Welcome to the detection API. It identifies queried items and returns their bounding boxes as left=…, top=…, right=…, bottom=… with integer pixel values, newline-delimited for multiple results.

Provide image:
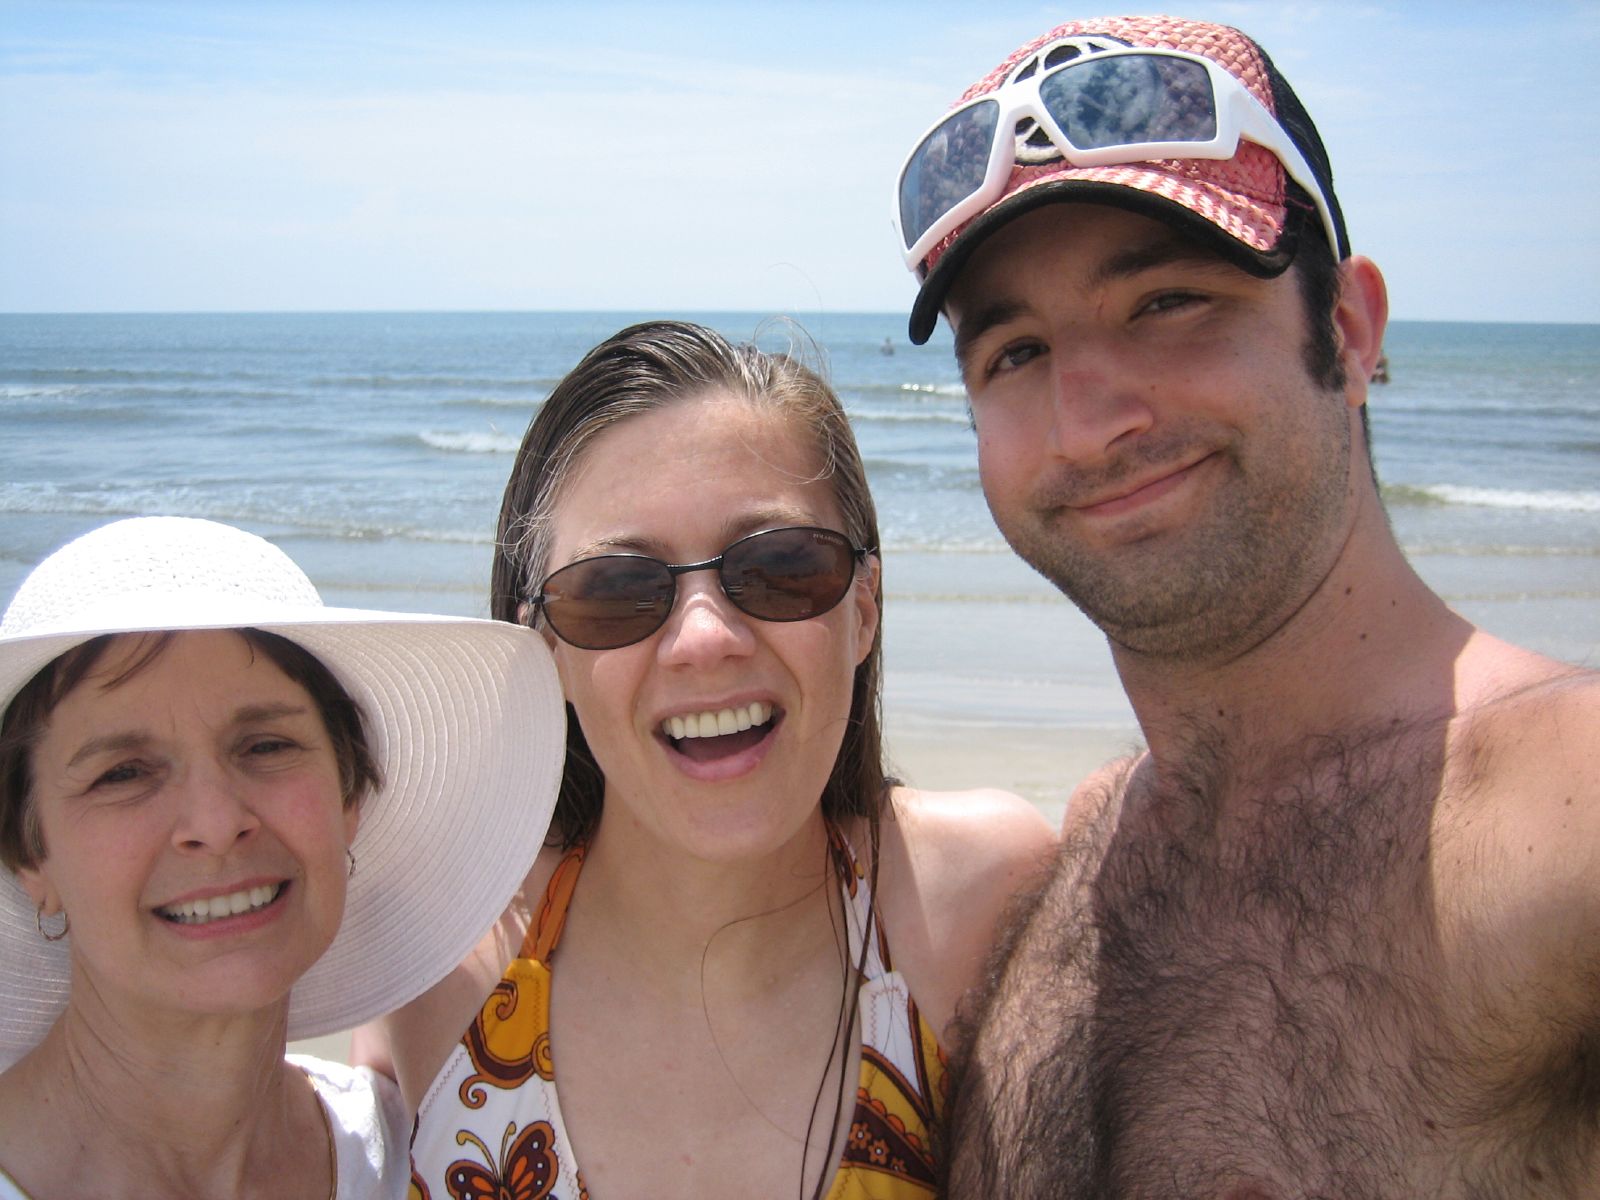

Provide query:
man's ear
left=1334, top=255, right=1390, bottom=409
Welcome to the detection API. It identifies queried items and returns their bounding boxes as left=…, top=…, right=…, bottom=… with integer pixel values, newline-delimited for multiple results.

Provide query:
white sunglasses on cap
left=894, top=38, right=1343, bottom=275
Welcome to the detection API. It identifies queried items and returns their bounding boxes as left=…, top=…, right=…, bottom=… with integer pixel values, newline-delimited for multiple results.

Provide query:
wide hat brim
left=0, top=585, right=563, bottom=1067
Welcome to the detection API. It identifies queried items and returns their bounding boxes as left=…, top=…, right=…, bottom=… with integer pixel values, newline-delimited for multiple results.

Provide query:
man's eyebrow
left=951, top=233, right=1234, bottom=373
left=1089, top=235, right=1235, bottom=289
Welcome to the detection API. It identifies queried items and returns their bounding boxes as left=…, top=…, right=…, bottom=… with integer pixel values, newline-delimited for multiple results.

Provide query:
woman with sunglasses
left=361, top=321, right=1054, bottom=1199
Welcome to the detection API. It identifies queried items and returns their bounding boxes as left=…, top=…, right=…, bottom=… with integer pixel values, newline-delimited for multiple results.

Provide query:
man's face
left=946, top=203, right=1358, bottom=663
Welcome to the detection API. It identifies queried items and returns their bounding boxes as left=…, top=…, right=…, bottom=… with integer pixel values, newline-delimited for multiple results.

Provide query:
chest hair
left=945, top=725, right=1600, bottom=1199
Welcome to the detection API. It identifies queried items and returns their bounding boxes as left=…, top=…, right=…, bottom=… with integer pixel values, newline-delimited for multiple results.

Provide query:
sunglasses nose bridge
left=655, top=558, right=761, bottom=661
left=661, top=554, right=747, bottom=619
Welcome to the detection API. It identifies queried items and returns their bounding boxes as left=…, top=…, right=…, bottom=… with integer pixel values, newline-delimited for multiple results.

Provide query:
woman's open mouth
left=660, top=700, right=776, bottom=763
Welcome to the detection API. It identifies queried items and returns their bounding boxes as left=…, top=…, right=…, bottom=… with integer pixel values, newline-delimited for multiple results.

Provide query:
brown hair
left=1288, top=211, right=1382, bottom=480
left=492, top=319, right=889, bottom=849
left=0, top=629, right=380, bottom=871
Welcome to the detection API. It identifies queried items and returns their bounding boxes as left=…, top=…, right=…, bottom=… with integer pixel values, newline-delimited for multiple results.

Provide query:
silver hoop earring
left=36, top=904, right=69, bottom=942
left=346, top=848, right=357, bottom=878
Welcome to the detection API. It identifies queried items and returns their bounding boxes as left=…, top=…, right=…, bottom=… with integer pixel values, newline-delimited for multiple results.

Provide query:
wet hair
left=0, top=628, right=380, bottom=871
left=493, top=319, right=889, bottom=850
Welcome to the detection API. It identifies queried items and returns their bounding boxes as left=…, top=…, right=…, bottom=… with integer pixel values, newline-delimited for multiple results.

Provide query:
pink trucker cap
left=904, top=15, right=1350, bottom=344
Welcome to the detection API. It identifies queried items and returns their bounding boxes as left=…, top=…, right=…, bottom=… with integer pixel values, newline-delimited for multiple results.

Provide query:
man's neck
left=1113, top=520, right=1472, bottom=763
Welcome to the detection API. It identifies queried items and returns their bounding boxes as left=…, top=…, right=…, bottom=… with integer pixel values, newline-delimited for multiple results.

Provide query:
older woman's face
left=541, top=390, right=879, bottom=862
left=18, top=630, right=357, bottom=1024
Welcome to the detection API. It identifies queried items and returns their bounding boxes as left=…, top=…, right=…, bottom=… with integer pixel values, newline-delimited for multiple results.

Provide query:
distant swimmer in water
left=1372, top=350, right=1390, bottom=383
left=880, top=336, right=895, bottom=355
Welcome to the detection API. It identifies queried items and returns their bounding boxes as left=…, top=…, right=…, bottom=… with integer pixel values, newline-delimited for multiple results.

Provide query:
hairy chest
left=955, top=763, right=1600, bottom=1198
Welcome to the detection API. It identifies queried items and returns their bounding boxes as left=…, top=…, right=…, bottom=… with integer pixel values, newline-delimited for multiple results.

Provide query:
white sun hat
left=0, top=516, right=564, bottom=1068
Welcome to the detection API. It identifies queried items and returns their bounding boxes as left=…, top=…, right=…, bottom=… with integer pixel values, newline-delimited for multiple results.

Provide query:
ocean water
left=3, top=312, right=1597, bottom=683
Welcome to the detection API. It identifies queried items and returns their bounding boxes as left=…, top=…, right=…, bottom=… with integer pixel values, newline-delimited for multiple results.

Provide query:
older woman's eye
left=92, top=761, right=147, bottom=788
left=244, top=737, right=298, bottom=757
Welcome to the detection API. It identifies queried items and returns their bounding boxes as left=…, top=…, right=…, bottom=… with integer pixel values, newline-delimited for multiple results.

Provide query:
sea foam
left=1417, top=484, right=1600, bottom=513
left=418, top=430, right=522, bottom=454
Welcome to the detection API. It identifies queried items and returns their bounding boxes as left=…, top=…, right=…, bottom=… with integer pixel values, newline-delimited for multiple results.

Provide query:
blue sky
left=2, top=1, right=1596, bottom=322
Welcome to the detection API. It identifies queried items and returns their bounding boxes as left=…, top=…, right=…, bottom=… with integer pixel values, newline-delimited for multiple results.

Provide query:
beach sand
left=879, top=550, right=1143, bottom=821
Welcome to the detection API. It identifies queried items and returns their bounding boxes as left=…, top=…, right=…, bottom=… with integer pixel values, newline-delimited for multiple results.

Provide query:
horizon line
left=2, top=309, right=1596, bottom=328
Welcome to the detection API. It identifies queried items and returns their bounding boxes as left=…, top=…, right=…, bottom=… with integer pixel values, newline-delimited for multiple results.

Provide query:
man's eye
left=993, top=341, right=1045, bottom=374
left=245, top=737, right=296, bottom=757
left=1140, top=290, right=1203, bottom=316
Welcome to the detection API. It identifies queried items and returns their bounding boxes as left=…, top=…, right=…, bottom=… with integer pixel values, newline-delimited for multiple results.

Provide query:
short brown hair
left=0, top=629, right=380, bottom=871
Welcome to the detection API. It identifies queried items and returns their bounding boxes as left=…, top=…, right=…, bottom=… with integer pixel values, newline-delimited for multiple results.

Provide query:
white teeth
left=159, top=883, right=281, bottom=926
left=662, top=701, right=773, bottom=741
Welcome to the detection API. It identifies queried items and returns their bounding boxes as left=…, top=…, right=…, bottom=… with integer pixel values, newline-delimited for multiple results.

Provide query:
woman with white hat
left=0, top=516, right=564, bottom=1199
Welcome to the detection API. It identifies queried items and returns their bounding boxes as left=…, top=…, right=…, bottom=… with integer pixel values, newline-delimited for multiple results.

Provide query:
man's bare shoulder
left=1453, top=653, right=1599, bottom=824
left=1061, top=750, right=1146, bottom=841
left=1442, top=654, right=1600, bottom=1023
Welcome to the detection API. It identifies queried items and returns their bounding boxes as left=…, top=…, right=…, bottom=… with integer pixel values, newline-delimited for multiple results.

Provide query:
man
left=892, top=15, right=1600, bottom=1196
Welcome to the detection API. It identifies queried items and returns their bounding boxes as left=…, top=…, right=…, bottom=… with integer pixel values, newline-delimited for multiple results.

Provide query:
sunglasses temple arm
left=1226, top=88, right=1342, bottom=258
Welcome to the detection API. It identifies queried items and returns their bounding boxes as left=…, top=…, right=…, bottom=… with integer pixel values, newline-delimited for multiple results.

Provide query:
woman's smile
left=153, top=878, right=291, bottom=934
left=659, top=701, right=782, bottom=777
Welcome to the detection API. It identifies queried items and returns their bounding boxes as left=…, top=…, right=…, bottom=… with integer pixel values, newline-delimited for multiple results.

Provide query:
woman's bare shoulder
left=887, top=784, right=1055, bottom=873
left=352, top=841, right=569, bottom=1113
left=871, top=787, right=1056, bottom=1039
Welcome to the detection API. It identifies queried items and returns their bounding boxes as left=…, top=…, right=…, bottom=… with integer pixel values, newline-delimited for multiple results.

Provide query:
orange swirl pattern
left=457, top=960, right=556, bottom=1109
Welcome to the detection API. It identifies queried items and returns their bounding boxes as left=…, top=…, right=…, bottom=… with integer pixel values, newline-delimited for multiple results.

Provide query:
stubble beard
left=997, top=397, right=1353, bottom=664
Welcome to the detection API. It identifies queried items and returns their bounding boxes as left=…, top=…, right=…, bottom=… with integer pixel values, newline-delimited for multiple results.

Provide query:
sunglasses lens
left=899, top=99, right=1001, bottom=251
left=721, top=528, right=856, bottom=622
left=539, top=555, right=675, bottom=650
left=1039, top=54, right=1216, bottom=150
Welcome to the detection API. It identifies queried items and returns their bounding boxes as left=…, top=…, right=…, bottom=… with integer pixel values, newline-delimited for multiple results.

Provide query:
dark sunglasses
left=529, top=525, right=874, bottom=651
